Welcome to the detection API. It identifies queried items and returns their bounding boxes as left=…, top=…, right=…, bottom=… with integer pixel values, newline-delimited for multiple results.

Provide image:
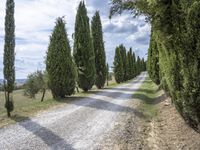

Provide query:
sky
left=0, top=0, right=151, bottom=79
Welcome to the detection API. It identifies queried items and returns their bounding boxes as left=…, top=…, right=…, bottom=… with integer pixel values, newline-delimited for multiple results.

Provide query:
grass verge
left=133, top=77, right=163, bottom=121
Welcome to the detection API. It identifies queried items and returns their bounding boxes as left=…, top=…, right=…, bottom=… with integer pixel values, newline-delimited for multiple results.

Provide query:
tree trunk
left=7, top=109, right=11, bottom=117
left=76, top=86, right=79, bottom=93
left=4, top=89, right=7, bottom=103
left=4, top=81, right=11, bottom=117
left=41, top=89, right=46, bottom=102
left=7, top=92, right=11, bottom=117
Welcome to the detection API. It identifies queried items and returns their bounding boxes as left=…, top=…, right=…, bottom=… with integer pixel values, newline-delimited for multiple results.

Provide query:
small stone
left=164, top=103, right=170, bottom=106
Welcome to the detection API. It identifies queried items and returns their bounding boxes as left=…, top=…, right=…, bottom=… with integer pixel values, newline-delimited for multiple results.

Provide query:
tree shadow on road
left=56, top=96, right=146, bottom=119
left=84, top=90, right=133, bottom=100
left=104, top=87, right=154, bottom=94
left=11, top=115, right=74, bottom=150
left=84, top=88, right=158, bottom=101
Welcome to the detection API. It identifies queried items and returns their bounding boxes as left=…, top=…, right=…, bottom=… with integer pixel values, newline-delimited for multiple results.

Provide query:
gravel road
left=0, top=73, right=146, bottom=150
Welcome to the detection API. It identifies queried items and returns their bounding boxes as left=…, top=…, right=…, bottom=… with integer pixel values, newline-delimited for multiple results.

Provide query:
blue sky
left=0, top=0, right=150, bottom=79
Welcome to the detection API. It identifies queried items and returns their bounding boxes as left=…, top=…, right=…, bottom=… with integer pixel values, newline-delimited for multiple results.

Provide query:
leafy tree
left=40, top=71, right=48, bottom=102
left=46, top=18, right=76, bottom=98
left=113, top=47, right=124, bottom=83
left=24, top=72, right=40, bottom=99
left=91, top=11, right=107, bottom=89
left=73, top=1, right=96, bottom=92
left=24, top=71, right=48, bottom=102
left=3, top=0, right=15, bottom=117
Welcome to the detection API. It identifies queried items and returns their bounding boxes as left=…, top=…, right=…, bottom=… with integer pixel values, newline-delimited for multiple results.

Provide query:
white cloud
left=0, top=0, right=150, bottom=79
left=126, top=23, right=151, bottom=42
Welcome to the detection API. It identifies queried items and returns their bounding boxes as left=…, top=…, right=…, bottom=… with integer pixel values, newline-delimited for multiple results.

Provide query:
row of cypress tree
left=110, top=0, right=200, bottom=132
left=147, top=1, right=200, bottom=133
left=113, top=44, right=146, bottom=83
left=46, top=1, right=107, bottom=98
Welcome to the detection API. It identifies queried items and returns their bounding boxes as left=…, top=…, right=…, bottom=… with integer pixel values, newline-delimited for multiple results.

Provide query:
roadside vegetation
left=133, top=77, right=161, bottom=121
left=132, top=76, right=200, bottom=149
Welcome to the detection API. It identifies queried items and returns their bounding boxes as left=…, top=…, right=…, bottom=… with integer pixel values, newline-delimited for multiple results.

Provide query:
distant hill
left=0, top=79, right=27, bottom=86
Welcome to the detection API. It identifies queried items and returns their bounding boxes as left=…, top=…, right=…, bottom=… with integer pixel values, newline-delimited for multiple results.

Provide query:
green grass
left=0, top=90, right=60, bottom=127
left=0, top=79, right=119, bottom=128
left=133, top=77, right=163, bottom=121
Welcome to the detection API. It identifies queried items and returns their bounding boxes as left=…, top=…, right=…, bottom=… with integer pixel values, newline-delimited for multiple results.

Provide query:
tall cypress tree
left=129, top=48, right=135, bottom=79
left=119, top=44, right=127, bottom=81
left=148, top=30, right=160, bottom=85
left=132, top=51, right=136, bottom=77
left=4, top=0, right=15, bottom=117
left=91, top=11, right=106, bottom=89
left=136, top=56, right=141, bottom=75
left=126, top=51, right=131, bottom=80
left=141, top=58, right=146, bottom=71
left=46, top=18, right=76, bottom=98
left=126, top=50, right=132, bottom=80
left=106, top=63, right=109, bottom=86
left=114, top=47, right=124, bottom=83
left=73, top=1, right=96, bottom=92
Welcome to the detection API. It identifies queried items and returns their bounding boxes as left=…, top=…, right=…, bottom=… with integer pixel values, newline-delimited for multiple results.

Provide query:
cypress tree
left=119, top=44, right=127, bottom=81
left=136, top=56, right=141, bottom=75
left=129, top=49, right=135, bottom=78
left=148, top=30, right=160, bottom=85
left=182, top=1, right=200, bottom=131
left=91, top=11, right=107, bottom=89
left=3, top=0, right=15, bottom=117
left=141, top=58, right=146, bottom=71
left=106, top=63, right=109, bottom=86
left=46, top=18, right=76, bottom=98
left=73, top=1, right=96, bottom=92
left=132, top=51, right=136, bottom=77
left=126, top=51, right=131, bottom=80
left=127, top=49, right=133, bottom=80
left=113, top=47, right=124, bottom=83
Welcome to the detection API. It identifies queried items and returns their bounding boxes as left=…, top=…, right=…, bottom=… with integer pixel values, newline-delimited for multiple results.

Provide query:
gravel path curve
left=0, top=73, right=146, bottom=150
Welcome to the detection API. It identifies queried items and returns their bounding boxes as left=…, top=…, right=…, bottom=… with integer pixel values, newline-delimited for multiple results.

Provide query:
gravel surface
left=0, top=73, right=146, bottom=150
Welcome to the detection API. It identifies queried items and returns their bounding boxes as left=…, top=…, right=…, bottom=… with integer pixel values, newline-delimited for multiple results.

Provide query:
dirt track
left=0, top=73, right=146, bottom=150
